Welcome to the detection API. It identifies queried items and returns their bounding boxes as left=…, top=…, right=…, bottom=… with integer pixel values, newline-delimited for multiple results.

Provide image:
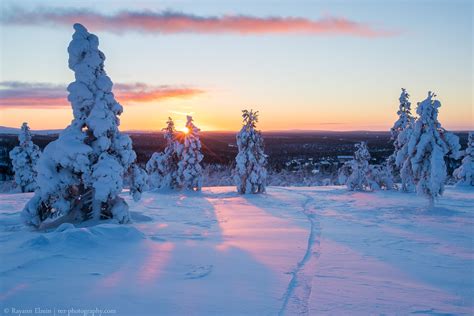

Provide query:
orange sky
left=0, top=1, right=472, bottom=132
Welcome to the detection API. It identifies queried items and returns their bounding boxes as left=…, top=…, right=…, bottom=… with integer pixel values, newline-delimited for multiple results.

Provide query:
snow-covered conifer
left=176, top=116, right=203, bottom=191
left=22, top=24, right=144, bottom=227
left=9, top=122, right=41, bottom=192
left=399, top=92, right=461, bottom=206
left=453, top=132, right=473, bottom=186
left=234, top=110, right=267, bottom=194
left=130, top=164, right=148, bottom=201
left=388, top=88, right=415, bottom=191
left=146, top=117, right=180, bottom=189
left=345, top=142, right=374, bottom=191
left=391, top=89, right=414, bottom=146
left=368, top=163, right=396, bottom=190
left=337, top=161, right=352, bottom=185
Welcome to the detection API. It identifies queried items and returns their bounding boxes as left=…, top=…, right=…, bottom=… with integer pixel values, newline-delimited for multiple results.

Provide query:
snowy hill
left=0, top=186, right=473, bottom=315
left=0, top=126, right=62, bottom=135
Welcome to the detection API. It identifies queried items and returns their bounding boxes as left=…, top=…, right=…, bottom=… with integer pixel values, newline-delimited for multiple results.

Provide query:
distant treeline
left=0, top=131, right=469, bottom=179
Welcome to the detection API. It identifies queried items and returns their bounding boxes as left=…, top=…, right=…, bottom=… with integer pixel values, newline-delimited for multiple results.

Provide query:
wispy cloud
left=0, top=81, right=204, bottom=108
left=0, top=7, right=395, bottom=37
left=114, top=83, right=204, bottom=103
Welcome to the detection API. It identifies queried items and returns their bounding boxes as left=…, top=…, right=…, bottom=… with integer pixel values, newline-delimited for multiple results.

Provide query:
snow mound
left=21, top=224, right=144, bottom=249
left=89, top=224, right=145, bottom=241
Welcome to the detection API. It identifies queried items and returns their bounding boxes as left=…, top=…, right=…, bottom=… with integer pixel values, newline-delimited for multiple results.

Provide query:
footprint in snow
left=184, top=265, right=213, bottom=279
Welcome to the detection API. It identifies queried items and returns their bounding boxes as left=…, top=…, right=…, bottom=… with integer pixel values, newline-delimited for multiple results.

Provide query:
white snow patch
left=0, top=186, right=472, bottom=314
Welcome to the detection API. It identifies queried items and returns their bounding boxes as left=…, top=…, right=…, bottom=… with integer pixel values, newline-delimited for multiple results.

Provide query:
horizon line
left=1, top=126, right=471, bottom=135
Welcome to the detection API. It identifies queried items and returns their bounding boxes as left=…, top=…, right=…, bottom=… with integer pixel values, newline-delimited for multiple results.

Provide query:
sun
left=181, top=127, right=190, bottom=134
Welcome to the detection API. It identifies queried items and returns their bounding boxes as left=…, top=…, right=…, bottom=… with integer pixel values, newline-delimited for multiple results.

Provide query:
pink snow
left=0, top=186, right=472, bottom=314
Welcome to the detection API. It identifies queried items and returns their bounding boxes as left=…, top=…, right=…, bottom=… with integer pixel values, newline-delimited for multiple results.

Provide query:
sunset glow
left=0, top=1, right=472, bottom=132
left=0, top=2, right=472, bottom=314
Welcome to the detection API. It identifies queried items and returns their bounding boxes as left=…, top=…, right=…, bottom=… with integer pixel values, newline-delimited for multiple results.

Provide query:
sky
left=0, top=0, right=472, bottom=132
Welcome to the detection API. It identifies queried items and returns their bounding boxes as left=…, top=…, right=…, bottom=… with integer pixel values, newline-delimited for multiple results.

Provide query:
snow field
left=1, top=186, right=473, bottom=315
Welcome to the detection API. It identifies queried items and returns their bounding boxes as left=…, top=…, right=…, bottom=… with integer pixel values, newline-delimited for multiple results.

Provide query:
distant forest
left=0, top=131, right=469, bottom=179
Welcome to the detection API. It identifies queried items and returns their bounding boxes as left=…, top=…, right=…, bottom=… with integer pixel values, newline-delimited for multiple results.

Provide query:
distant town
left=1, top=130, right=469, bottom=185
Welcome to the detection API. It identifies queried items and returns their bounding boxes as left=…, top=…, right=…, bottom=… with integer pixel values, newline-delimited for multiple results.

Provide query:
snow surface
left=1, top=186, right=473, bottom=315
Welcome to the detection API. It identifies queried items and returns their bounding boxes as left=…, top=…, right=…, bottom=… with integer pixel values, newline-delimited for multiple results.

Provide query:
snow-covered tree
left=9, top=122, right=41, bottom=192
left=453, top=132, right=473, bottom=186
left=343, top=142, right=378, bottom=191
left=397, top=153, right=416, bottom=193
left=339, top=145, right=394, bottom=191
left=146, top=117, right=180, bottom=189
left=22, top=23, right=145, bottom=228
left=390, top=89, right=415, bottom=146
left=398, top=92, right=460, bottom=206
left=368, top=163, right=396, bottom=190
left=176, top=116, right=203, bottom=191
left=337, top=159, right=352, bottom=185
left=387, top=88, right=415, bottom=191
left=202, top=164, right=234, bottom=187
left=129, top=164, right=148, bottom=201
left=234, top=110, right=267, bottom=194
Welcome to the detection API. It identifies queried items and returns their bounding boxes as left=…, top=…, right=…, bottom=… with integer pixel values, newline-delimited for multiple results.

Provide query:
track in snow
left=278, top=190, right=321, bottom=316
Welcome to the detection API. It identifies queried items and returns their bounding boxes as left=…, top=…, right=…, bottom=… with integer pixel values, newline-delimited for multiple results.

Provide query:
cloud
left=0, top=81, right=204, bottom=108
left=113, top=83, right=204, bottom=103
left=0, top=7, right=395, bottom=37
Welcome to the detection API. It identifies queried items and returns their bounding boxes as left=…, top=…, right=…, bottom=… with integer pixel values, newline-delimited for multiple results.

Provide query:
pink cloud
left=1, top=8, right=396, bottom=37
left=0, top=81, right=204, bottom=109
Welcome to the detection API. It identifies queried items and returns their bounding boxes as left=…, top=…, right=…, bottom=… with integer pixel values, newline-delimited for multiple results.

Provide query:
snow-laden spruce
left=398, top=92, right=460, bottom=206
left=388, top=88, right=415, bottom=191
left=176, top=116, right=203, bottom=191
left=22, top=24, right=146, bottom=228
left=129, top=164, right=148, bottom=201
left=337, top=160, right=352, bottom=185
left=453, top=132, right=473, bottom=186
left=339, top=146, right=394, bottom=191
left=368, top=163, right=396, bottom=190
left=343, top=142, right=376, bottom=191
left=9, top=122, right=41, bottom=192
left=234, top=110, right=267, bottom=194
left=146, top=117, right=180, bottom=189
